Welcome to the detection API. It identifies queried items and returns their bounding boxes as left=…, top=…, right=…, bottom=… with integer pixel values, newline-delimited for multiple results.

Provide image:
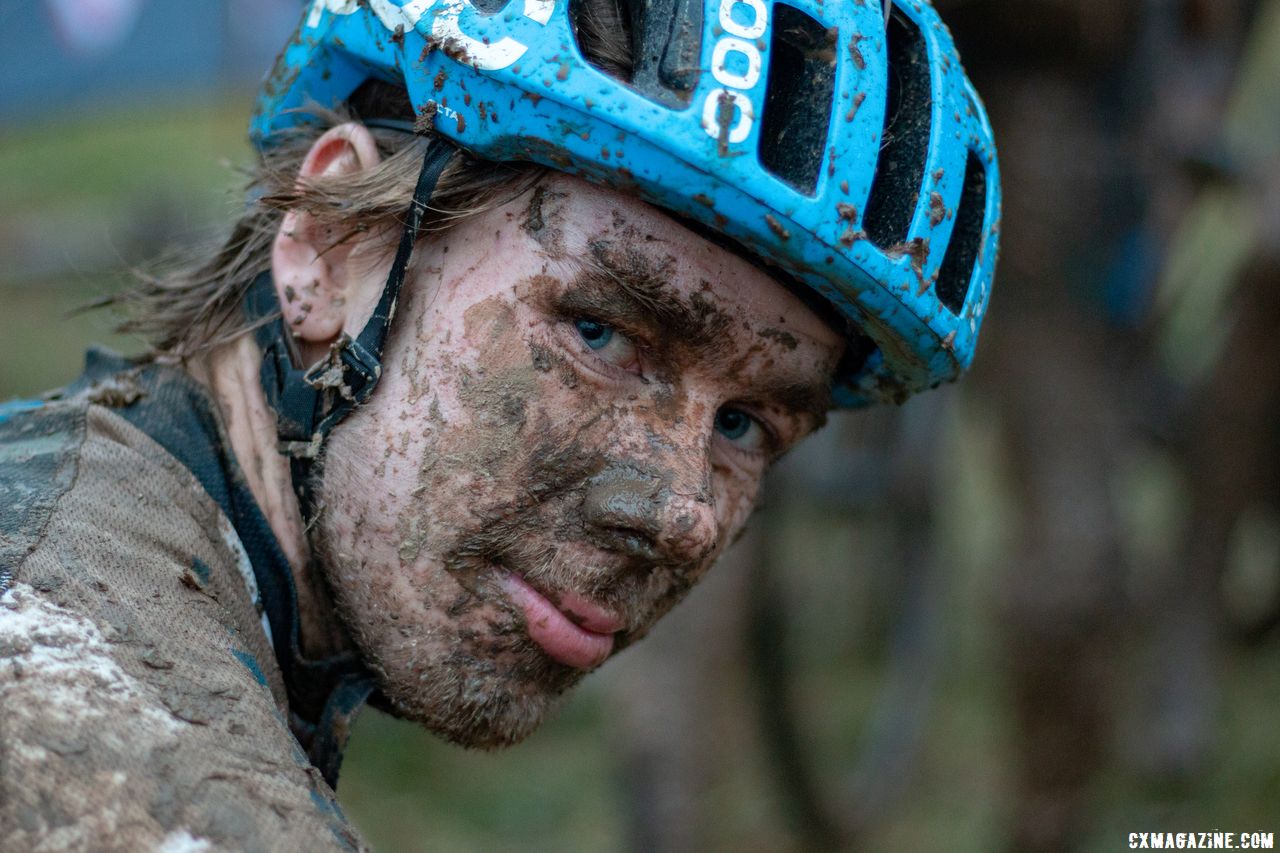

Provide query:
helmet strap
left=246, top=140, right=456, bottom=523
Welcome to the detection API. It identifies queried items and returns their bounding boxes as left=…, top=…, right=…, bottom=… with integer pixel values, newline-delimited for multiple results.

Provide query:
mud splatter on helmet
left=253, top=0, right=1000, bottom=407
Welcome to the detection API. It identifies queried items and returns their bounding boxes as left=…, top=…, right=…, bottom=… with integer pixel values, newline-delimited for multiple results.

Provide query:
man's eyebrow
left=754, top=378, right=833, bottom=427
left=557, top=239, right=834, bottom=423
left=557, top=240, right=729, bottom=352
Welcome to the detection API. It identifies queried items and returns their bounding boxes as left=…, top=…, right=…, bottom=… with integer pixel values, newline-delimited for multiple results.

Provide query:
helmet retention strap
left=247, top=140, right=456, bottom=522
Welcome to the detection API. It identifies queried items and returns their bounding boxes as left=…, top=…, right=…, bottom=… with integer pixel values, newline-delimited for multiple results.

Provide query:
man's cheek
left=463, top=358, right=615, bottom=457
left=393, top=465, right=486, bottom=567
left=713, top=466, right=763, bottom=536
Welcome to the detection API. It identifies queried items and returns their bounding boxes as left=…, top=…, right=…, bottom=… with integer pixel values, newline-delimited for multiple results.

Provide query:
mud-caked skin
left=0, top=383, right=363, bottom=852
left=0, top=158, right=841, bottom=848
left=312, top=174, right=843, bottom=747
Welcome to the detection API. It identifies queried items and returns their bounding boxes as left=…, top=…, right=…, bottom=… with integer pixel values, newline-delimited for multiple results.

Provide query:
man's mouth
left=497, top=571, right=623, bottom=669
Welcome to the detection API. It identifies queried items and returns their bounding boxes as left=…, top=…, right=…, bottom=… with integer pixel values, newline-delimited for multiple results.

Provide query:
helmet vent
left=570, top=0, right=636, bottom=80
left=571, top=0, right=703, bottom=107
left=935, top=150, right=987, bottom=314
left=862, top=7, right=932, bottom=249
left=757, top=5, right=837, bottom=195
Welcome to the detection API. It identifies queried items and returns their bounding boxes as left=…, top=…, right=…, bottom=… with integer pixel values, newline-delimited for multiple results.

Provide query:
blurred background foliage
left=2, top=1, right=1278, bottom=851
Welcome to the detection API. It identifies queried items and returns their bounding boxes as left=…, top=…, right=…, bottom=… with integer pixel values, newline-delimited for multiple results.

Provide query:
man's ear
left=271, top=122, right=384, bottom=364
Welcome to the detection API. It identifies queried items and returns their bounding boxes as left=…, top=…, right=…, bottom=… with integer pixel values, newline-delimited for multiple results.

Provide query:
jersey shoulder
left=0, top=397, right=84, bottom=590
left=0, top=397, right=367, bottom=851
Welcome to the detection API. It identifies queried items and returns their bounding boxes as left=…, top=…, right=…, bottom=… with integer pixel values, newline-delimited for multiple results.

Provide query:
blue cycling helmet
left=252, top=0, right=1000, bottom=407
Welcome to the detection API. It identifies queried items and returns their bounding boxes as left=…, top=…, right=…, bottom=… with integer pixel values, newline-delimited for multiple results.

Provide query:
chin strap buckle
left=302, top=333, right=381, bottom=402
left=246, top=139, right=456, bottom=517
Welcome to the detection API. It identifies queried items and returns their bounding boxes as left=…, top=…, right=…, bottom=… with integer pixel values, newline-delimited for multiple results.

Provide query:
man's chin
left=371, top=653, right=584, bottom=750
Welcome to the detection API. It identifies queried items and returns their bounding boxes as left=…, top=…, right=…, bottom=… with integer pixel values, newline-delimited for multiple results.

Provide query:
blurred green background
left=3, top=1, right=1279, bottom=851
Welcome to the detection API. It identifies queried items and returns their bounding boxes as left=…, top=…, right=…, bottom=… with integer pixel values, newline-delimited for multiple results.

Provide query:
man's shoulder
left=0, top=374, right=285, bottom=701
left=0, top=395, right=87, bottom=588
left=0, top=350, right=211, bottom=586
left=0, top=574, right=364, bottom=850
left=0, top=389, right=366, bottom=851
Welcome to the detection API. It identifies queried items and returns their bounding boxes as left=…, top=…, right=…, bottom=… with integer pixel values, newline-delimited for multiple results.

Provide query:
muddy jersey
left=0, top=350, right=371, bottom=852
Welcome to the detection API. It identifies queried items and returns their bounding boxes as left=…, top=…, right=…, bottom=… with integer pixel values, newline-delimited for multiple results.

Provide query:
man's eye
left=574, top=319, right=638, bottom=369
left=714, top=406, right=767, bottom=451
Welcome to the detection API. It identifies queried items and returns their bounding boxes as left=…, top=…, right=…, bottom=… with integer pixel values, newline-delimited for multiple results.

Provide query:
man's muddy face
left=314, top=175, right=843, bottom=748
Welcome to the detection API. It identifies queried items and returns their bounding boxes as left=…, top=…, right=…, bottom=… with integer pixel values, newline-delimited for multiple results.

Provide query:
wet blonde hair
left=108, top=115, right=541, bottom=357
left=110, top=0, right=636, bottom=357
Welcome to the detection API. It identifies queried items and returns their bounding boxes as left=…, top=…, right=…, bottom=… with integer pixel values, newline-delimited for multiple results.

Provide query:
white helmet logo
left=306, top=0, right=553, bottom=71
left=701, top=0, right=768, bottom=146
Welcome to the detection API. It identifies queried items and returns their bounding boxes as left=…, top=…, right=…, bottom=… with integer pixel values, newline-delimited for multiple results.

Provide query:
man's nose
left=582, top=464, right=717, bottom=566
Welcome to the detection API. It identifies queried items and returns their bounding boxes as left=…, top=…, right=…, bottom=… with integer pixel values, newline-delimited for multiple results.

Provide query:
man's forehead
left=558, top=186, right=728, bottom=267
left=535, top=176, right=834, bottom=332
left=517, top=175, right=845, bottom=411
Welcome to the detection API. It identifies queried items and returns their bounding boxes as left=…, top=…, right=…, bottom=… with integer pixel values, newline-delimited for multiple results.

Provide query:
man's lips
left=498, top=572, right=622, bottom=669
